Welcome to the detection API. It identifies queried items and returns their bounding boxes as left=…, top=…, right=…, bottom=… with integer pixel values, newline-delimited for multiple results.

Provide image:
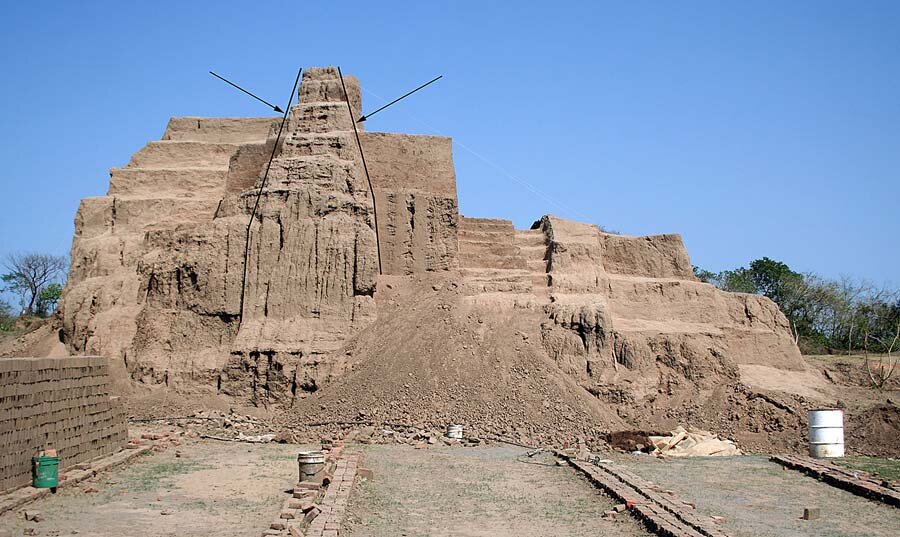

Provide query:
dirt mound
left=276, top=274, right=625, bottom=449
left=847, top=404, right=900, bottom=457
left=0, top=316, right=68, bottom=358
left=275, top=274, right=819, bottom=453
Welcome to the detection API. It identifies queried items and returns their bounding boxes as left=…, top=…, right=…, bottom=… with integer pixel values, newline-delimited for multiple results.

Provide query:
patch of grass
left=118, top=458, right=213, bottom=493
left=257, top=446, right=294, bottom=462
left=833, top=457, right=900, bottom=482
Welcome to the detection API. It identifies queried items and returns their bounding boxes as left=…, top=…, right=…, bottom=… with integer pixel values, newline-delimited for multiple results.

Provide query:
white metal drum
left=808, top=408, right=844, bottom=458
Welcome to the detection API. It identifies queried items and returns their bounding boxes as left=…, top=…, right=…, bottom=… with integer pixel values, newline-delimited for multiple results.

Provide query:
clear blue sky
left=1, top=1, right=898, bottom=291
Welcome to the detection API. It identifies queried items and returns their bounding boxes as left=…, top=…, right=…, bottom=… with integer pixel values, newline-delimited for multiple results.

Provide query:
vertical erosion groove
left=238, top=67, right=303, bottom=319
left=337, top=66, right=382, bottom=275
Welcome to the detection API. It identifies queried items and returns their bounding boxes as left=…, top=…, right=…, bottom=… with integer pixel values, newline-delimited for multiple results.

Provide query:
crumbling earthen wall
left=0, top=356, right=127, bottom=492
left=537, top=215, right=804, bottom=405
left=57, top=68, right=460, bottom=404
left=362, top=132, right=459, bottom=275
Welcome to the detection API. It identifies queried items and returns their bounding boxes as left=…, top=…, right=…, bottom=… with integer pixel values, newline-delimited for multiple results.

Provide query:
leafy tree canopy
left=1, top=252, right=67, bottom=317
left=695, top=257, right=899, bottom=354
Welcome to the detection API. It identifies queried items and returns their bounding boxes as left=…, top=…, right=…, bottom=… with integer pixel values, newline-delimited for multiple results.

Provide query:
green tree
left=746, top=257, right=804, bottom=304
left=0, top=300, right=14, bottom=331
left=692, top=266, right=716, bottom=283
left=694, top=257, right=900, bottom=355
left=35, top=283, right=63, bottom=317
left=1, top=252, right=67, bottom=316
left=717, top=268, right=757, bottom=293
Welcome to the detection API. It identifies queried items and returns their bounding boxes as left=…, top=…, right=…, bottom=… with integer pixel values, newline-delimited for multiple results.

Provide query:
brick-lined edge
left=303, top=453, right=358, bottom=537
left=556, top=451, right=734, bottom=537
left=265, top=452, right=359, bottom=537
left=771, top=454, right=900, bottom=508
left=0, top=442, right=152, bottom=515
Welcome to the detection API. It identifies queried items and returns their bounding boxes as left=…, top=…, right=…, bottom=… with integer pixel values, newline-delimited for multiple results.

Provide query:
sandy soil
left=345, top=445, right=651, bottom=537
left=0, top=438, right=306, bottom=537
left=613, top=454, right=900, bottom=536
left=738, top=363, right=834, bottom=402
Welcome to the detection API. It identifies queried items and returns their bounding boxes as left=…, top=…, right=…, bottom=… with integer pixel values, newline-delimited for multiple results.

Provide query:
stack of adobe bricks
left=0, top=356, right=127, bottom=492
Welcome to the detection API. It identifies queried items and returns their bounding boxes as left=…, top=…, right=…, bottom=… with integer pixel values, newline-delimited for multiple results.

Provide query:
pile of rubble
left=132, top=410, right=275, bottom=441
left=132, top=410, right=493, bottom=450
left=321, top=425, right=484, bottom=449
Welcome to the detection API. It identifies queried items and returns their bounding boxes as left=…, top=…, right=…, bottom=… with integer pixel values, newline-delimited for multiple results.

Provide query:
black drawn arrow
left=357, top=75, right=442, bottom=122
left=209, top=71, right=284, bottom=113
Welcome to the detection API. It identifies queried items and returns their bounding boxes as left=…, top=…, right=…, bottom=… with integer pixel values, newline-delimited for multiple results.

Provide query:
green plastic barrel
left=32, top=455, right=59, bottom=488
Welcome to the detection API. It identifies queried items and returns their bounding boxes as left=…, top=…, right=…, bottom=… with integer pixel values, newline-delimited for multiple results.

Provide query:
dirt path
left=344, top=445, right=651, bottom=537
left=0, top=438, right=304, bottom=537
left=614, top=454, right=900, bottom=536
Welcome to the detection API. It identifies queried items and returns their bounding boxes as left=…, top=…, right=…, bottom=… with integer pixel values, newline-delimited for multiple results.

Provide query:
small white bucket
left=808, top=409, right=844, bottom=458
left=298, top=450, right=326, bottom=482
left=447, top=425, right=464, bottom=439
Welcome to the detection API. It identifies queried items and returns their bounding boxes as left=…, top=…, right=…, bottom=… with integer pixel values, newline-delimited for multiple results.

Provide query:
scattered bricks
left=802, top=508, right=820, bottom=521
left=558, top=452, right=730, bottom=537
left=771, top=455, right=900, bottom=508
left=613, top=504, right=627, bottom=512
left=24, top=510, right=43, bottom=522
left=601, top=510, right=617, bottom=520
left=292, top=489, right=318, bottom=500
left=304, top=505, right=321, bottom=524
left=0, top=486, right=51, bottom=516
left=258, top=452, right=360, bottom=537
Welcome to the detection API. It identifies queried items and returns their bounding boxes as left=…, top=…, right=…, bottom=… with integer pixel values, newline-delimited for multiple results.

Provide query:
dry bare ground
left=345, top=445, right=651, bottom=537
left=0, top=438, right=302, bottom=537
left=613, top=454, right=900, bottom=537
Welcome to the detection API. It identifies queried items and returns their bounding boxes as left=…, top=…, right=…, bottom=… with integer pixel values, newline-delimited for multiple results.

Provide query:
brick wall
left=0, top=356, right=127, bottom=492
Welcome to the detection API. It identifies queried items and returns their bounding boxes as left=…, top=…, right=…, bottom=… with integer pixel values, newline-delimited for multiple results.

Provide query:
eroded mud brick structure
left=56, top=67, right=803, bottom=435
left=63, top=68, right=458, bottom=399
